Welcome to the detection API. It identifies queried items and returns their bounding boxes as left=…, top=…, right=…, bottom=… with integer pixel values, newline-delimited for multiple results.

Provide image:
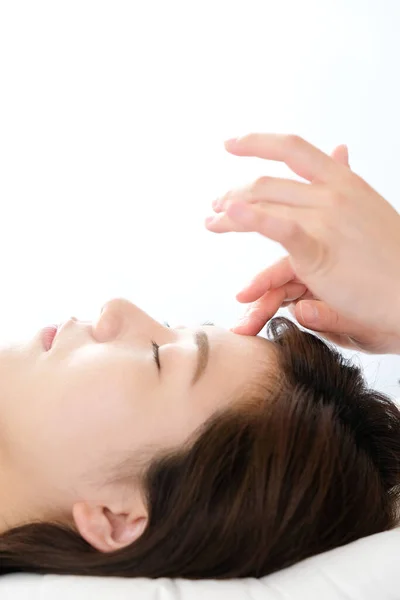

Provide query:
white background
left=0, top=0, right=399, bottom=396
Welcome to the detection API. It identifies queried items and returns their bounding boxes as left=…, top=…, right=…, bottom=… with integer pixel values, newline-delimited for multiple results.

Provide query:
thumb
left=294, top=300, right=358, bottom=336
left=331, top=144, right=350, bottom=167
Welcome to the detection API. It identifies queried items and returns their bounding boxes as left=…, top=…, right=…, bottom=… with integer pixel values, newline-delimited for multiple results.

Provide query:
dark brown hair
left=1, top=317, right=400, bottom=579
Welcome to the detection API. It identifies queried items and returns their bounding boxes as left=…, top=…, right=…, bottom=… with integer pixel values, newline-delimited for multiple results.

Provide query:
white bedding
left=1, top=527, right=400, bottom=600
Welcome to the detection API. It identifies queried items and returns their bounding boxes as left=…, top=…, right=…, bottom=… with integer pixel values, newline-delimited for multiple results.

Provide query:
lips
left=41, top=325, right=58, bottom=351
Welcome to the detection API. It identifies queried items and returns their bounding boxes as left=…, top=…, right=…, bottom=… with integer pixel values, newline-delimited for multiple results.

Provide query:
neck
left=0, top=463, right=43, bottom=534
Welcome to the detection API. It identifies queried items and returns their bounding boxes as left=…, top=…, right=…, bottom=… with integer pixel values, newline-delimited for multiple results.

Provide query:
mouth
left=41, top=325, right=59, bottom=351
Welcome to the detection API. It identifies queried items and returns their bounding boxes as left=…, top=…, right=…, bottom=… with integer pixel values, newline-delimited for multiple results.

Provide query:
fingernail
left=300, top=302, right=318, bottom=323
left=205, top=216, right=215, bottom=225
left=224, top=137, right=238, bottom=145
left=212, top=198, right=220, bottom=210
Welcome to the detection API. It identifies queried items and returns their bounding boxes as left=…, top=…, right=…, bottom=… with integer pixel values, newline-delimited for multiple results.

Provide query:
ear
left=72, top=501, right=148, bottom=553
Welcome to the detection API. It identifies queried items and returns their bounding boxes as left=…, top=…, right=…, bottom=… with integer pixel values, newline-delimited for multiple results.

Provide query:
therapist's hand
left=228, top=146, right=400, bottom=354
left=232, top=255, right=400, bottom=354
left=205, top=134, right=400, bottom=352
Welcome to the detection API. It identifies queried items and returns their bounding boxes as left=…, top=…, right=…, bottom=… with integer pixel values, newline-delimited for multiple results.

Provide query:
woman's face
left=0, top=298, right=273, bottom=518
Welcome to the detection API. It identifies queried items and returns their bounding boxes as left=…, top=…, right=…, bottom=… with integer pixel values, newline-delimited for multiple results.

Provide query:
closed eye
left=152, top=320, right=215, bottom=371
left=152, top=340, right=161, bottom=370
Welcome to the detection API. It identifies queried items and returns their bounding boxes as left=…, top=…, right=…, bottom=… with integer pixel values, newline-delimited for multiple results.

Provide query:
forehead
left=182, top=326, right=276, bottom=421
left=201, top=325, right=274, bottom=376
left=204, top=325, right=267, bottom=348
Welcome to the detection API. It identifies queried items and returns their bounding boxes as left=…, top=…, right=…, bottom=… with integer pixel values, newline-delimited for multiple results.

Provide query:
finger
left=207, top=199, right=325, bottom=282
left=281, top=291, right=310, bottom=306
left=208, top=201, right=322, bottom=269
left=213, top=177, right=328, bottom=214
left=281, top=288, right=315, bottom=306
left=287, top=303, right=361, bottom=349
left=230, top=282, right=307, bottom=336
left=205, top=208, right=254, bottom=233
left=331, top=144, right=350, bottom=167
left=213, top=142, right=351, bottom=215
left=236, top=256, right=297, bottom=303
left=206, top=201, right=301, bottom=234
left=292, top=299, right=374, bottom=344
left=212, top=143, right=351, bottom=215
left=206, top=200, right=310, bottom=235
left=224, top=133, right=346, bottom=184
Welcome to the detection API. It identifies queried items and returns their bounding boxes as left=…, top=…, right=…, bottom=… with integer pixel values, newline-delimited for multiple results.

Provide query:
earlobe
left=72, top=501, right=148, bottom=553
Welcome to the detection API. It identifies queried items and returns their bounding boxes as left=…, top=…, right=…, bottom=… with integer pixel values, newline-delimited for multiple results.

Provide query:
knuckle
left=219, top=189, right=234, bottom=208
left=256, top=175, right=271, bottom=187
left=309, top=244, right=330, bottom=277
left=245, top=131, right=258, bottom=141
left=328, top=190, right=346, bottom=207
left=237, top=132, right=256, bottom=144
left=279, top=218, right=302, bottom=241
left=250, top=175, right=271, bottom=193
left=284, top=134, right=304, bottom=152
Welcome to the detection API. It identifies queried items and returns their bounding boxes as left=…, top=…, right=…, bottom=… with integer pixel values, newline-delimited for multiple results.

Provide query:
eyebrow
left=191, top=329, right=210, bottom=386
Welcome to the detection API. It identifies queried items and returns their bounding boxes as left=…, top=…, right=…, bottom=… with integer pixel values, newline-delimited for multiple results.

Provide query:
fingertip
left=230, top=317, right=257, bottom=335
left=224, top=137, right=247, bottom=155
left=235, top=290, right=251, bottom=301
left=231, top=317, right=266, bottom=336
left=236, top=285, right=265, bottom=302
left=298, top=301, right=319, bottom=324
left=205, top=216, right=215, bottom=226
left=224, top=137, right=238, bottom=146
left=229, top=325, right=248, bottom=335
left=224, top=139, right=239, bottom=155
left=341, top=144, right=349, bottom=163
left=338, top=144, right=350, bottom=166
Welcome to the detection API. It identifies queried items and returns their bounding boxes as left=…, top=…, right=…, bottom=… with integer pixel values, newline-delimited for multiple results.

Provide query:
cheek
left=35, top=384, right=138, bottom=483
left=52, top=375, right=135, bottom=451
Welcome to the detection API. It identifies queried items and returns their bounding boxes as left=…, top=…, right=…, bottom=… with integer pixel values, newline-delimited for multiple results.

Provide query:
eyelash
left=151, top=320, right=215, bottom=370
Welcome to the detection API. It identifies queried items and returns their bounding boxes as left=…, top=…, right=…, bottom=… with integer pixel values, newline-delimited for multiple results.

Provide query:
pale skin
left=205, top=134, right=400, bottom=355
left=2, top=133, right=400, bottom=556
left=0, top=298, right=273, bottom=551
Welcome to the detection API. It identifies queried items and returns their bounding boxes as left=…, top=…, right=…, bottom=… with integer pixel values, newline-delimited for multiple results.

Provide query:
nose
left=95, top=297, right=160, bottom=342
left=100, top=297, right=148, bottom=321
left=100, top=297, right=133, bottom=316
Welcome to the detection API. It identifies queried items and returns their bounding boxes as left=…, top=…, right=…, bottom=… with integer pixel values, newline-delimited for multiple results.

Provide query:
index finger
left=236, top=255, right=298, bottom=303
left=224, top=134, right=344, bottom=184
left=231, top=282, right=307, bottom=336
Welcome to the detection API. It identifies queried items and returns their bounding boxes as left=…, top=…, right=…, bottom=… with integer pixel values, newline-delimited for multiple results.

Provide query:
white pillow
left=1, top=527, right=400, bottom=600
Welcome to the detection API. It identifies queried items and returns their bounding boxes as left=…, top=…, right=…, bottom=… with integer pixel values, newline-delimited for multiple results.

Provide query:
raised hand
left=205, top=134, right=400, bottom=352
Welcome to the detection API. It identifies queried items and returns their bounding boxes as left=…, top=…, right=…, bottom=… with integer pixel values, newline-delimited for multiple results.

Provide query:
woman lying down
left=1, top=134, right=400, bottom=579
